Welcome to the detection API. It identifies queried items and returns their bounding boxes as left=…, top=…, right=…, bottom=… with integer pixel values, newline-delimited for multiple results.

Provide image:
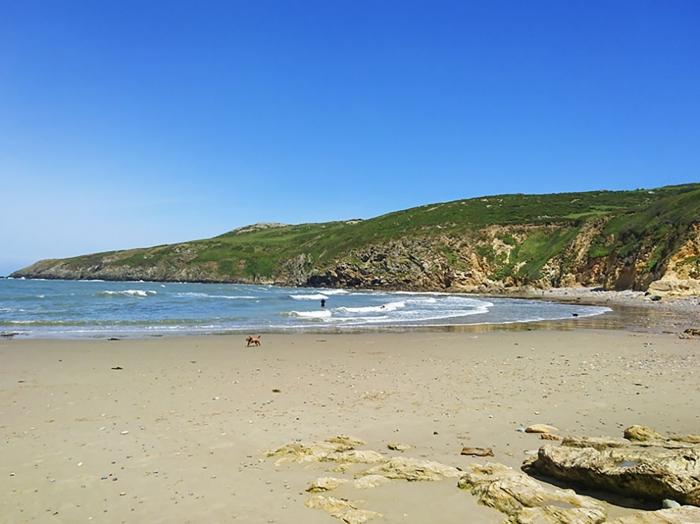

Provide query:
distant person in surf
left=320, top=298, right=326, bottom=308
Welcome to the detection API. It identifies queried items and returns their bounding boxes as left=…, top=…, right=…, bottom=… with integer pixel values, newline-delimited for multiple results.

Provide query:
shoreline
left=2, top=296, right=697, bottom=341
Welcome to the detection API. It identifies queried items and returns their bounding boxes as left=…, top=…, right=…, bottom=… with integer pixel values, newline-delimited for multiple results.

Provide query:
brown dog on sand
left=246, top=335, right=262, bottom=347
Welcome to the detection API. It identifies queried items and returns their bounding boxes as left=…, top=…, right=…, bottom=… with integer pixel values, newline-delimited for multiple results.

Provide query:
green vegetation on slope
left=12, top=183, right=700, bottom=289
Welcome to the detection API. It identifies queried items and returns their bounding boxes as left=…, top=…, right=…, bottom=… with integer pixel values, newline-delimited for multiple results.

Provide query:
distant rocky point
left=230, top=222, right=288, bottom=235
left=11, top=184, right=700, bottom=296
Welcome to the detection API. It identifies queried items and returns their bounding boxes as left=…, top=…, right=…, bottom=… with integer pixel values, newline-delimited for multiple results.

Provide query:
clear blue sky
left=1, top=1, right=699, bottom=274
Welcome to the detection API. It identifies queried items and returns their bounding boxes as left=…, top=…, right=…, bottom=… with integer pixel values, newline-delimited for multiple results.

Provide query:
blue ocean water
left=0, top=279, right=611, bottom=338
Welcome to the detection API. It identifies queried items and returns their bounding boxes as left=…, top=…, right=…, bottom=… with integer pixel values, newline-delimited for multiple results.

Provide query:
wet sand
left=1, top=329, right=699, bottom=523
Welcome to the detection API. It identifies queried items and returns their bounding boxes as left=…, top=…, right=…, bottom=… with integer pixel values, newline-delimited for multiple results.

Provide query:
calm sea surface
left=0, top=278, right=611, bottom=338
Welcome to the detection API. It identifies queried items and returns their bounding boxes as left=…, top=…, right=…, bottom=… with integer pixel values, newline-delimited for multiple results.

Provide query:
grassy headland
left=12, top=184, right=700, bottom=293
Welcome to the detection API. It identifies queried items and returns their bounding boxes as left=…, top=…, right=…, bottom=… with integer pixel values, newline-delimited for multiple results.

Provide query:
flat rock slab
left=305, top=494, right=382, bottom=524
left=461, top=447, right=495, bottom=457
left=523, top=432, right=700, bottom=506
left=362, top=457, right=461, bottom=482
left=307, top=477, right=348, bottom=492
left=353, top=475, right=391, bottom=489
left=266, top=435, right=385, bottom=465
left=458, top=462, right=608, bottom=524
left=624, top=425, right=700, bottom=446
left=608, top=506, right=700, bottom=523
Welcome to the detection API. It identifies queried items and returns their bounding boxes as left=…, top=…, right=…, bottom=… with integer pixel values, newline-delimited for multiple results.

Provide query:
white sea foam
left=405, top=297, right=438, bottom=304
left=317, top=289, right=349, bottom=295
left=289, top=310, right=332, bottom=319
left=175, top=292, right=255, bottom=299
left=332, top=305, right=491, bottom=325
left=290, top=294, right=328, bottom=300
left=330, top=314, right=392, bottom=322
left=99, top=289, right=157, bottom=298
left=336, top=300, right=407, bottom=313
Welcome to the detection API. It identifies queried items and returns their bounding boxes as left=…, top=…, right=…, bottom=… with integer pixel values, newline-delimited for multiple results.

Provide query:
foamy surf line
left=3, top=307, right=612, bottom=338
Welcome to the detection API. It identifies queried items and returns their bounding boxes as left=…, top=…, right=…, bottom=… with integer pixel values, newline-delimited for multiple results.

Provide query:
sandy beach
left=1, top=327, right=699, bottom=523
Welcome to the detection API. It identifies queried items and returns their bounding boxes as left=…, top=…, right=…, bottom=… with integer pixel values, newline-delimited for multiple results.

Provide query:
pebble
left=662, top=499, right=681, bottom=509
left=120, top=431, right=129, bottom=435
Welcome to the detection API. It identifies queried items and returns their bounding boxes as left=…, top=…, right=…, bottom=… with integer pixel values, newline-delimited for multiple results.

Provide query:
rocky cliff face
left=648, top=223, right=700, bottom=296
left=306, top=223, right=700, bottom=295
left=11, top=186, right=700, bottom=296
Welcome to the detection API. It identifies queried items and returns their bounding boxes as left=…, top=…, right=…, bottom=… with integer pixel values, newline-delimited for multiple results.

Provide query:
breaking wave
left=175, top=292, right=255, bottom=299
left=336, top=300, right=407, bottom=313
left=289, top=310, right=332, bottom=319
left=99, top=289, right=157, bottom=298
left=290, top=294, right=329, bottom=300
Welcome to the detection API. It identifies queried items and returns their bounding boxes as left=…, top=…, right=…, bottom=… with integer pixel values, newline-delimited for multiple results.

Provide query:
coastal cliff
left=12, top=184, right=700, bottom=296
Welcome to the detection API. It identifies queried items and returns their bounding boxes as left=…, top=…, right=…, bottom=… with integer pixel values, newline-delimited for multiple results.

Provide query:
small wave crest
left=99, top=289, right=157, bottom=298
left=175, top=292, right=255, bottom=300
left=336, top=300, right=407, bottom=313
left=288, top=310, right=332, bottom=319
left=290, top=294, right=328, bottom=300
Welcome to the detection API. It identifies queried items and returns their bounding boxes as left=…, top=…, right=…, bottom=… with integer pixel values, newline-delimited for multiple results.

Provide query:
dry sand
left=1, top=328, right=699, bottom=523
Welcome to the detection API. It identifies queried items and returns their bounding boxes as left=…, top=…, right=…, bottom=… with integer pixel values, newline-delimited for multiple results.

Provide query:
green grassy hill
left=12, top=184, right=700, bottom=294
